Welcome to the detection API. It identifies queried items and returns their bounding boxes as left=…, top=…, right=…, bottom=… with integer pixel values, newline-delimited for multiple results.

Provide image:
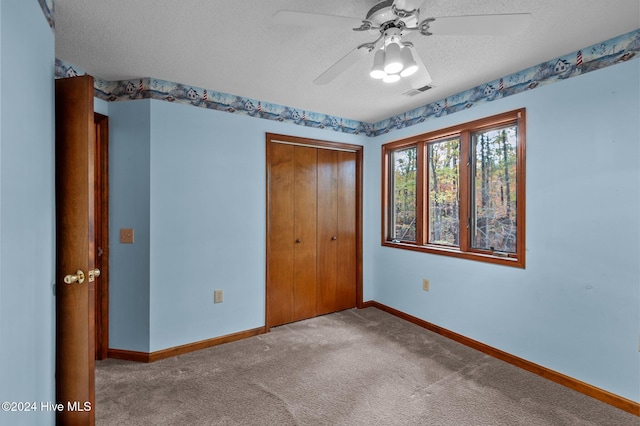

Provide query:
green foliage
left=392, top=147, right=417, bottom=241
left=390, top=124, right=518, bottom=252
left=472, top=126, right=518, bottom=252
left=428, top=138, right=460, bottom=246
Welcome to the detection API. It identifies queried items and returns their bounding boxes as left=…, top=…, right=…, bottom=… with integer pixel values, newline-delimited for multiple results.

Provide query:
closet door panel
left=292, top=146, right=318, bottom=321
left=316, top=149, right=339, bottom=315
left=336, top=151, right=357, bottom=310
left=267, top=143, right=295, bottom=327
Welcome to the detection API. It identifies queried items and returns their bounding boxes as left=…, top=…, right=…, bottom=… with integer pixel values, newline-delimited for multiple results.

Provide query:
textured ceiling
left=54, top=0, right=640, bottom=123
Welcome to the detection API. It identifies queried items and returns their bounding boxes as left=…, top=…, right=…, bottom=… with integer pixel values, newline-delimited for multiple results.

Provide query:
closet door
left=267, top=143, right=318, bottom=326
left=267, top=134, right=361, bottom=329
left=267, top=143, right=296, bottom=327
left=317, top=150, right=357, bottom=314
left=336, top=151, right=357, bottom=311
left=316, top=149, right=339, bottom=315
left=292, top=146, right=317, bottom=322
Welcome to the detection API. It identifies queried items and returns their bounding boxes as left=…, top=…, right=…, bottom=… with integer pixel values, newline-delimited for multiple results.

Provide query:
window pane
left=471, top=125, right=518, bottom=252
left=427, top=138, right=460, bottom=246
left=391, top=147, right=417, bottom=241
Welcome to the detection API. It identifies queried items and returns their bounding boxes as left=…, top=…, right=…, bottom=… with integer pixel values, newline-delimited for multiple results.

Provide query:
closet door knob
left=331, top=236, right=337, bottom=241
left=63, top=270, right=85, bottom=285
left=295, top=239, right=302, bottom=243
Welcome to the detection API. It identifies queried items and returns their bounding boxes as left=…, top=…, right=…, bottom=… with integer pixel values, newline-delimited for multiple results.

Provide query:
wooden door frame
left=94, top=113, right=109, bottom=360
left=265, top=133, right=364, bottom=330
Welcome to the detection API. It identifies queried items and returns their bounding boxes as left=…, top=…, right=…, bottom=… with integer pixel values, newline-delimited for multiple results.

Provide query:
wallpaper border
left=373, top=29, right=640, bottom=136
left=55, top=28, right=640, bottom=138
left=38, top=0, right=54, bottom=29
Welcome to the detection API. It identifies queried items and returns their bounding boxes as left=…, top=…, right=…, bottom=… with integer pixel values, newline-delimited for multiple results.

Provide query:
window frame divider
left=416, top=141, right=426, bottom=246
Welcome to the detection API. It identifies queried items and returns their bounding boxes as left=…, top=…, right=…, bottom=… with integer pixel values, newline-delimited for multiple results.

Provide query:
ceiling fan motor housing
left=383, top=27, right=403, bottom=46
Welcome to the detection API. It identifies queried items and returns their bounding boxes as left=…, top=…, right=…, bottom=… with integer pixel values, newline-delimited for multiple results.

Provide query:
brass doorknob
left=64, top=270, right=85, bottom=285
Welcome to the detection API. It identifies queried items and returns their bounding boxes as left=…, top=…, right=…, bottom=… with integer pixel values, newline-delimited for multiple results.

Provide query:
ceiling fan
left=273, top=0, right=531, bottom=91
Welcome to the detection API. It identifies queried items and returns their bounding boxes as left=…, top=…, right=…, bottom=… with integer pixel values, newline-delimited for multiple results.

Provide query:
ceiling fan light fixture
left=400, top=63, right=418, bottom=77
left=399, top=46, right=418, bottom=77
left=383, top=41, right=403, bottom=75
left=383, top=73, right=401, bottom=83
left=370, top=49, right=387, bottom=79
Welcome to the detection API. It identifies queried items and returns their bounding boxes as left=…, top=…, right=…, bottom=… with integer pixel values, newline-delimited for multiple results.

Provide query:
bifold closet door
left=335, top=150, right=357, bottom=311
left=268, top=140, right=357, bottom=328
left=267, top=143, right=317, bottom=327
left=317, top=150, right=356, bottom=315
left=292, top=146, right=317, bottom=322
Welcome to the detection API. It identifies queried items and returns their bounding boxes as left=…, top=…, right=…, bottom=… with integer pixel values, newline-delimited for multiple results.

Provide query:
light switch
left=120, top=228, right=134, bottom=244
left=423, top=278, right=430, bottom=291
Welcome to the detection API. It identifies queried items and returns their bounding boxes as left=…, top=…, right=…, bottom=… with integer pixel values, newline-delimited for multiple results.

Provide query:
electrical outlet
left=423, top=278, right=430, bottom=291
left=214, top=290, right=223, bottom=304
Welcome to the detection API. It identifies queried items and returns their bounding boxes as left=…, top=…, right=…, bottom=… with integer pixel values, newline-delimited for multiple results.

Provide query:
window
left=382, top=109, right=526, bottom=268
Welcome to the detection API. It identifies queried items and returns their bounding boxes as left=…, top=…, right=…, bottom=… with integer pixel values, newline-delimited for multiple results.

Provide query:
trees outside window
left=428, top=137, right=460, bottom=247
left=471, top=126, right=518, bottom=253
left=390, top=147, right=417, bottom=242
left=381, top=109, right=526, bottom=268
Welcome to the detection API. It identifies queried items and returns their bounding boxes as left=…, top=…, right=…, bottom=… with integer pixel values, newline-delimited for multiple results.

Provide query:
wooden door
left=266, top=134, right=362, bottom=330
left=267, top=143, right=317, bottom=326
left=335, top=151, right=357, bottom=311
left=317, top=150, right=357, bottom=315
left=292, top=146, right=317, bottom=322
left=316, top=149, right=339, bottom=315
left=55, top=75, right=96, bottom=425
left=266, top=142, right=295, bottom=327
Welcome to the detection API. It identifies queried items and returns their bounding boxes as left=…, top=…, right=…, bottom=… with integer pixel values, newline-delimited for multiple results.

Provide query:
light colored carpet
left=96, top=307, right=637, bottom=425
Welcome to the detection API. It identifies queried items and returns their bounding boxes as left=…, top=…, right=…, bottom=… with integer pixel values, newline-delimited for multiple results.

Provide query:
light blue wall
left=108, top=100, right=151, bottom=352
left=107, top=100, right=364, bottom=352
left=94, top=97, right=108, bottom=116
left=148, top=102, right=268, bottom=350
left=0, top=1, right=55, bottom=425
left=365, top=59, right=640, bottom=402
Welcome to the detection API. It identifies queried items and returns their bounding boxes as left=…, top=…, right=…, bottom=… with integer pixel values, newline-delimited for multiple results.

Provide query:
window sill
left=381, top=241, right=525, bottom=268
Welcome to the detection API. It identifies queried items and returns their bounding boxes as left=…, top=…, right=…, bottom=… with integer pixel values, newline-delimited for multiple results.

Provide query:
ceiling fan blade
left=428, top=13, right=532, bottom=36
left=392, top=0, right=425, bottom=13
left=313, top=47, right=371, bottom=85
left=407, top=46, right=433, bottom=89
left=272, top=10, right=364, bottom=29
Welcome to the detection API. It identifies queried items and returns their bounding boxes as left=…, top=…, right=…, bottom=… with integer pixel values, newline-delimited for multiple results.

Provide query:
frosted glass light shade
left=383, top=73, right=401, bottom=83
left=369, top=49, right=387, bottom=79
left=399, top=46, right=418, bottom=77
left=383, top=42, right=403, bottom=74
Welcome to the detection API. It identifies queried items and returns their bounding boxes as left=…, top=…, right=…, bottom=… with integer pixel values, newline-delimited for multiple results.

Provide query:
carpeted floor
left=96, top=307, right=637, bottom=425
